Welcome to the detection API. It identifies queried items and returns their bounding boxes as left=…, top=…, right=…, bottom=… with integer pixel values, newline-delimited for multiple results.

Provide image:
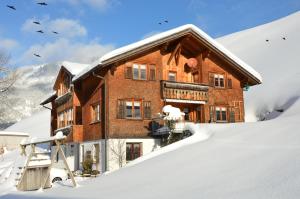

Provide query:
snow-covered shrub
left=82, top=158, right=93, bottom=175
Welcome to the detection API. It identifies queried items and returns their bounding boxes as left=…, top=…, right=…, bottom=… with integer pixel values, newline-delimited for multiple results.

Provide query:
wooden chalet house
left=41, top=25, right=262, bottom=172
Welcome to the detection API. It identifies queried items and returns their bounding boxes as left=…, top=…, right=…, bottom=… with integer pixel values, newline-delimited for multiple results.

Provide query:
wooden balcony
left=161, top=81, right=209, bottom=102
left=54, top=125, right=83, bottom=142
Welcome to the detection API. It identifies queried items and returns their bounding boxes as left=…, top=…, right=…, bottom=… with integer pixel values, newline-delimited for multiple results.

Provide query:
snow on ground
left=5, top=110, right=50, bottom=140
left=217, top=11, right=300, bottom=121
left=0, top=150, right=27, bottom=196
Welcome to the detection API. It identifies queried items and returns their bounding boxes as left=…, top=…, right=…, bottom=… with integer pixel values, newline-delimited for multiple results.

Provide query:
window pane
left=214, top=78, right=219, bottom=87
left=168, top=72, right=176, bottom=81
left=133, top=64, right=139, bottom=79
left=134, top=102, right=141, bottom=118
left=140, top=65, right=146, bottom=80
left=126, top=102, right=133, bottom=118
left=222, top=110, right=227, bottom=121
left=133, top=144, right=140, bottom=159
left=126, top=144, right=132, bottom=161
left=216, top=110, right=221, bottom=121
left=220, top=78, right=224, bottom=87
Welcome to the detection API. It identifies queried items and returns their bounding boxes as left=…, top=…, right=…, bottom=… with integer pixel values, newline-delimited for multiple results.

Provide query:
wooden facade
left=43, top=27, right=261, bottom=144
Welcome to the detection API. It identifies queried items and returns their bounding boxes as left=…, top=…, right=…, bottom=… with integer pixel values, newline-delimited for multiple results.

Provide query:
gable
left=73, top=24, right=262, bottom=85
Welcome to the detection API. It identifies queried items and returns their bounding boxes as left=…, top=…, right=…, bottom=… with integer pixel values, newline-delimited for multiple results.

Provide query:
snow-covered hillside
left=217, top=11, right=300, bottom=121
left=1, top=11, right=300, bottom=199
left=5, top=110, right=50, bottom=139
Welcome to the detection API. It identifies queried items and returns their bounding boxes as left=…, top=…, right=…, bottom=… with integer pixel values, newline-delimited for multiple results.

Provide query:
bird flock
left=265, top=37, right=287, bottom=43
left=6, top=1, right=58, bottom=58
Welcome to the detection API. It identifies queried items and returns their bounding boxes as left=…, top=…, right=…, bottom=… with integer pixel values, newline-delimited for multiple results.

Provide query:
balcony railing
left=161, top=81, right=209, bottom=102
left=55, top=91, right=72, bottom=106
left=54, top=124, right=83, bottom=142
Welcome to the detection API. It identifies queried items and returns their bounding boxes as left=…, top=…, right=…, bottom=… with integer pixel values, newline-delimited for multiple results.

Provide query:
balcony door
left=167, top=103, right=203, bottom=123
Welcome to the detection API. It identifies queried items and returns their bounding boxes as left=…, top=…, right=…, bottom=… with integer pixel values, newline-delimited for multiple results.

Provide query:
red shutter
left=143, top=101, right=151, bottom=119
left=117, top=100, right=125, bottom=119
left=209, top=74, right=214, bottom=87
left=125, top=67, right=132, bottom=79
left=227, top=78, right=232, bottom=89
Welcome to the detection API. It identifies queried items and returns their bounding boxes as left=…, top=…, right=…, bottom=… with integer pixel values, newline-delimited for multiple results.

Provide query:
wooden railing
left=54, top=125, right=83, bottom=142
left=161, top=81, right=209, bottom=101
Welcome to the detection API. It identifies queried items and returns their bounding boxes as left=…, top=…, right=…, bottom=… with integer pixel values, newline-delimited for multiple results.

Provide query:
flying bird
left=36, top=30, right=44, bottom=33
left=34, top=53, right=41, bottom=58
left=37, top=2, right=48, bottom=6
left=282, top=37, right=286, bottom=40
left=265, top=39, right=269, bottom=42
left=6, top=5, right=16, bottom=10
left=164, top=20, right=168, bottom=23
left=158, top=22, right=162, bottom=25
left=52, top=31, right=58, bottom=34
left=33, top=21, right=41, bottom=25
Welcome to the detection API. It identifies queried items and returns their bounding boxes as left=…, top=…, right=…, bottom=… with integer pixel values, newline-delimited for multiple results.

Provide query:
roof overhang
left=73, top=24, right=262, bottom=85
left=40, top=92, right=57, bottom=105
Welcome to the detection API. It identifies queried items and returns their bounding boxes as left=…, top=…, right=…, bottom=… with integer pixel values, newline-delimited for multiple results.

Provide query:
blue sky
left=0, top=0, right=299, bottom=66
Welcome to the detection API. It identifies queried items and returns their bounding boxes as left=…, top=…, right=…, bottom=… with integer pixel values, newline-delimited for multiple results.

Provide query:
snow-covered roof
left=73, top=24, right=262, bottom=84
left=40, top=91, right=57, bottom=105
left=0, top=131, right=29, bottom=137
left=61, top=61, right=90, bottom=76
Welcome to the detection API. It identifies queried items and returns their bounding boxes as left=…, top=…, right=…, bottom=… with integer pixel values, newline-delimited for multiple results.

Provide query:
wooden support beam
left=42, top=144, right=60, bottom=189
left=56, top=140, right=77, bottom=187
left=167, top=42, right=181, bottom=65
left=17, top=145, right=35, bottom=190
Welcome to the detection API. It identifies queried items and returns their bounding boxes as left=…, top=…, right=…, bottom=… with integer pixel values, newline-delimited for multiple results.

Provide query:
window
left=192, top=72, right=199, bottom=83
left=214, top=74, right=225, bottom=88
left=132, top=64, right=147, bottom=80
left=125, top=101, right=141, bottom=118
left=209, top=73, right=225, bottom=88
left=215, top=107, right=227, bottom=122
left=126, top=143, right=142, bottom=161
left=66, top=108, right=73, bottom=125
left=58, top=108, right=74, bottom=128
left=149, top=65, right=156, bottom=81
left=58, top=112, right=65, bottom=128
left=232, top=101, right=243, bottom=122
left=168, top=72, right=177, bottom=81
left=118, top=99, right=150, bottom=119
left=91, top=104, right=100, bottom=122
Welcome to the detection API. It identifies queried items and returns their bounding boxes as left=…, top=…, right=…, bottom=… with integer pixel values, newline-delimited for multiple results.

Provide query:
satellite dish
left=187, top=58, right=198, bottom=69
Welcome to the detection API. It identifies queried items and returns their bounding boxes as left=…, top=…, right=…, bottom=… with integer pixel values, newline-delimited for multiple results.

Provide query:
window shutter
left=117, top=100, right=125, bottom=119
left=209, top=74, right=215, bottom=87
left=228, top=78, right=232, bottom=89
left=149, top=68, right=156, bottom=80
left=209, top=106, right=215, bottom=122
left=143, top=101, right=151, bottom=119
left=125, top=67, right=132, bottom=79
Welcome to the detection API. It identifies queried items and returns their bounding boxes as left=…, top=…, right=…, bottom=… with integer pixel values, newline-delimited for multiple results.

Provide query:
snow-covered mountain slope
left=217, top=11, right=300, bottom=121
left=1, top=61, right=88, bottom=129
left=0, top=62, right=60, bottom=129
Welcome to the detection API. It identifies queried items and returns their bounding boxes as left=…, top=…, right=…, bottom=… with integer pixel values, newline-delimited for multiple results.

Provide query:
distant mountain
left=0, top=62, right=60, bottom=129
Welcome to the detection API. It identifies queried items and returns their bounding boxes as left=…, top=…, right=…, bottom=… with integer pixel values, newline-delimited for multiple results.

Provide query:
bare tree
left=0, top=51, right=16, bottom=93
left=109, top=139, right=126, bottom=169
